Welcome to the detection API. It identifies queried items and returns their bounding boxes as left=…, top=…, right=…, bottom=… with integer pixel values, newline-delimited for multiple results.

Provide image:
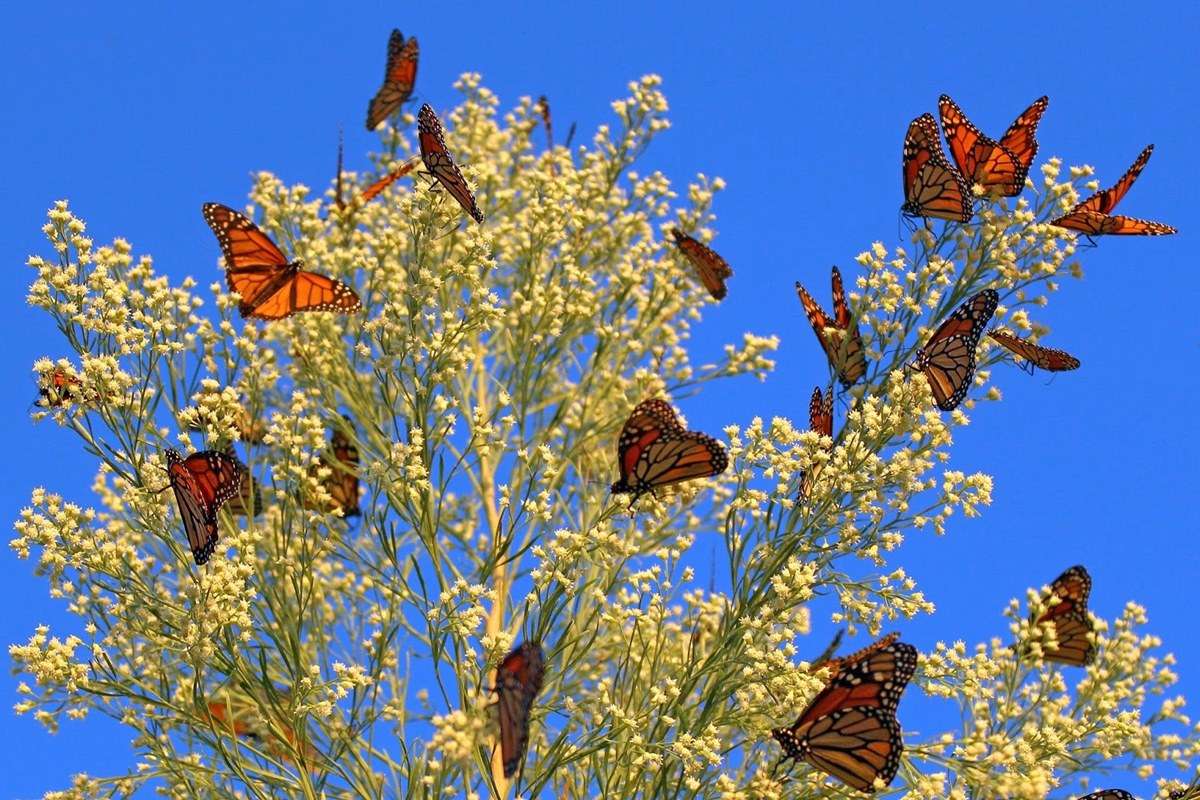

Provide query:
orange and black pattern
left=610, top=399, right=728, bottom=502
left=902, top=113, right=973, bottom=222
left=418, top=104, right=484, bottom=223
left=202, top=203, right=362, bottom=320
left=910, top=289, right=998, bottom=411
left=670, top=228, right=733, bottom=300
left=988, top=329, right=1080, bottom=372
left=799, top=385, right=833, bottom=501
left=495, top=641, right=546, bottom=779
left=772, top=634, right=917, bottom=792
left=1050, top=145, right=1176, bottom=236
left=366, top=29, right=419, bottom=130
left=796, top=266, right=868, bottom=387
left=165, top=448, right=245, bottom=565
left=939, top=94, right=1047, bottom=196
left=1034, top=565, right=1095, bottom=667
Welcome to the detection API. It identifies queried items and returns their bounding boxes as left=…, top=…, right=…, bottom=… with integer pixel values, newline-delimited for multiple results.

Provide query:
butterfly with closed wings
left=988, top=328, right=1080, bottom=373
left=164, top=448, right=245, bottom=565
left=901, top=113, right=973, bottom=223
left=417, top=104, right=484, bottom=224
left=610, top=399, right=728, bottom=504
left=799, top=385, right=833, bottom=502
left=670, top=229, right=733, bottom=300
left=908, top=289, right=998, bottom=411
left=772, top=633, right=917, bottom=793
left=494, top=641, right=546, bottom=780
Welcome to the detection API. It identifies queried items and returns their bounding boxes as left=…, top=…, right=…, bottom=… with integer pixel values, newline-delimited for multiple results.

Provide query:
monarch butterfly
left=909, top=289, right=998, bottom=411
left=494, top=641, right=546, bottom=779
left=772, top=634, right=917, bottom=793
left=303, top=416, right=361, bottom=516
left=36, top=368, right=86, bottom=407
left=901, top=113, right=973, bottom=223
left=1050, top=145, right=1177, bottom=237
left=360, top=157, right=421, bottom=204
left=670, top=229, right=733, bottom=300
left=988, top=328, right=1080, bottom=373
left=365, top=29, right=418, bottom=130
left=1077, top=791, right=1135, bottom=800
left=202, top=203, right=362, bottom=320
left=164, top=448, right=245, bottom=565
left=796, top=266, right=868, bottom=387
left=938, top=95, right=1048, bottom=196
left=417, top=104, right=484, bottom=224
left=536, top=95, right=553, bottom=148
left=1032, top=565, right=1095, bottom=667
left=610, top=399, right=728, bottom=503
left=205, top=688, right=319, bottom=765
left=799, top=385, right=833, bottom=501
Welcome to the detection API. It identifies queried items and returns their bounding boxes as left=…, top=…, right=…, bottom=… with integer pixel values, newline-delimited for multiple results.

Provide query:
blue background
left=1, top=3, right=1197, bottom=797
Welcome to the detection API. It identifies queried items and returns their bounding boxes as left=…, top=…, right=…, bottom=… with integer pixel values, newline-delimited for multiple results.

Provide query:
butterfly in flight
left=796, top=266, right=868, bottom=388
left=908, top=289, right=998, bottom=411
left=1050, top=145, right=1176, bottom=237
left=1031, top=565, right=1095, bottom=667
left=670, top=229, right=733, bottom=300
left=366, top=29, right=419, bottom=130
left=772, top=634, right=917, bottom=793
left=610, top=399, right=728, bottom=504
left=417, top=104, right=484, bottom=224
left=901, top=113, right=973, bottom=223
left=988, top=329, right=1080, bottom=373
left=494, top=641, right=546, bottom=779
left=202, top=203, right=362, bottom=321
left=164, top=448, right=245, bottom=565
left=303, top=415, right=361, bottom=517
left=799, top=386, right=833, bottom=501
left=1077, top=791, right=1135, bottom=800
left=938, top=94, right=1048, bottom=196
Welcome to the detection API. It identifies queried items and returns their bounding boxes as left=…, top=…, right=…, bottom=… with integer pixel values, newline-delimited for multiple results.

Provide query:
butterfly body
left=165, top=448, right=245, bottom=565
left=910, top=289, right=998, bottom=411
left=772, top=634, right=917, bottom=792
left=495, top=641, right=546, bottom=779
left=610, top=399, right=728, bottom=503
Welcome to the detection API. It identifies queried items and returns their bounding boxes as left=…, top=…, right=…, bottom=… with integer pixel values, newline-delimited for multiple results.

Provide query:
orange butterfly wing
left=360, top=158, right=420, bottom=204
left=902, top=113, right=973, bottom=222
left=610, top=399, right=727, bottom=501
left=1050, top=145, right=1176, bottom=236
left=912, top=289, right=998, bottom=411
left=1036, top=565, right=1095, bottom=666
left=988, top=329, right=1080, bottom=372
left=796, top=267, right=868, bottom=387
left=202, top=203, right=361, bottom=320
left=938, top=95, right=1023, bottom=195
left=166, top=448, right=244, bottom=565
left=418, top=104, right=484, bottom=223
left=670, top=229, right=733, bottom=300
left=773, top=636, right=917, bottom=792
left=799, top=386, right=834, bottom=500
left=366, top=30, right=419, bottom=130
left=997, top=95, right=1048, bottom=181
left=495, top=641, right=546, bottom=779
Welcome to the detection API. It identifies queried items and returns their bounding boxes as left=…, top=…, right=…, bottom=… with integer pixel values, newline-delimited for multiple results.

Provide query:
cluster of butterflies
left=29, top=30, right=1181, bottom=794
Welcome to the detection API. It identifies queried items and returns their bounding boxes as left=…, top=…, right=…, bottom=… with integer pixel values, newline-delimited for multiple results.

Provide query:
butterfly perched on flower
left=610, top=399, right=728, bottom=504
left=670, top=228, right=733, bottom=300
left=772, top=634, right=917, bottom=793
left=796, top=266, right=868, bottom=388
left=302, top=415, right=361, bottom=517
left=909, top=289, right=998, bottom=411
left=366, top=29, right=418, bottom=131
left=799, top=386, right=833, bottom=501
left=1031, top=565, right=1095, bottom=667
left=988, top=328, right=1080, bottom=373
left=901, top=113, right=973, bottom=223
left=202, top=203, right=362, bottom=320
left=164, top=449, right=245, bottom=565
left=36, top=367, right=86, bottom=408
left=1050, top=145, right=1176, bottom=237
left=938, top=94, right=1048, bottom=196
left=417, top=104, right=484, bottom=224
left=494, top=641, right=546, bottom=779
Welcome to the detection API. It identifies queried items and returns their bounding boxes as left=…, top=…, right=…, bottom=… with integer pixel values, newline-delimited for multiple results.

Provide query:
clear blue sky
left=2, top=3, right=1197, bottom=796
